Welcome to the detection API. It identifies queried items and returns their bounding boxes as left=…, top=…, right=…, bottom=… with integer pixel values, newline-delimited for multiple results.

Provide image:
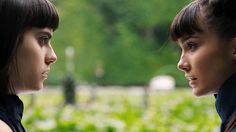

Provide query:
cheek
left=16, top=44, right=45, bottom=79
left=193, top=45, right=230, bottom=73
left=193, top=52, right=214, bottom=73
left=193, top=50, right=232, bottom=89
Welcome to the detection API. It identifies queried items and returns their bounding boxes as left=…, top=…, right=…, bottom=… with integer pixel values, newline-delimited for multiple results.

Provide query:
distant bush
left=49, top=0, right=190, bottom=86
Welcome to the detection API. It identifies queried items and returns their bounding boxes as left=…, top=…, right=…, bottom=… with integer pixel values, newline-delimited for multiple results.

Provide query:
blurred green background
left=48, top=0, right=190, bottom=87
left=21, top=88, right=219, bottom=132
left=20, top=0, right=221, bottom=131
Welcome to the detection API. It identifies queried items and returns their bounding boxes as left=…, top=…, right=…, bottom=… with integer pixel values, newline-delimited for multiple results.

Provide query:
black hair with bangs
left=170, top=0, right=236, bottom=41
left=23, top=0, right=59, bottom=30
left=170, top=1, right=203, bottom=41
left=0, top=0, right=59, bottom=94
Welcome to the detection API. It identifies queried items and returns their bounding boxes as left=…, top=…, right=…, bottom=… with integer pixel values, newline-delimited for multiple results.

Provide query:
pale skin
left=177, top=22, right=236, bottom=96
left=0, top=27, right=57, bottom=131
left=9, top=27, right=57, bottom=93
left=0, top=120, right=12, bottom=132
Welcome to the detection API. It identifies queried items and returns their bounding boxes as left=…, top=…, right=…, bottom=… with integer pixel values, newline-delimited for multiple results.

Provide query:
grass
left=20, top=87, right=220, bottom=132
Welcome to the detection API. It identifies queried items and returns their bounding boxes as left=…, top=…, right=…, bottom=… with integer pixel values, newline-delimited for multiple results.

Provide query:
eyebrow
left=179, top=35, right=199, bottom=44
left=37, top=31, right=52, bottom=39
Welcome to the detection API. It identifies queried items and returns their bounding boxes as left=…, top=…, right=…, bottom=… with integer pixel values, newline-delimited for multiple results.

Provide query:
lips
left=42, top=70, right=50, bottom=79
left=185, top=75, right=197, bottom=88
left=185, top=76, right=197, bottom=81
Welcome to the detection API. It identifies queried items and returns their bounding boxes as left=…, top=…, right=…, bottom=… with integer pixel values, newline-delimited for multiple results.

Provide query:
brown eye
left=186, top=42, right=197, bottom=52
left=38, top=36, right=50, bottom=45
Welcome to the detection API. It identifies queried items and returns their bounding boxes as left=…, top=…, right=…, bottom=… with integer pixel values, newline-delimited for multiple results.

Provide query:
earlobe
left=232, top=37, right=236, bottom=60
left=234, top=48, right=236, bottom=55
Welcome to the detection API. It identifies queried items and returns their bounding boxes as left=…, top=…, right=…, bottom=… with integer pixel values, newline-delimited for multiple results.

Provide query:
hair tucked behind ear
left=209, top=0, right=236, bottom=17
left=205, top=0, right=236, bottom=39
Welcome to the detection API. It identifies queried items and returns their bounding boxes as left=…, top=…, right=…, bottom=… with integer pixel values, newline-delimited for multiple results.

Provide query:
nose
left=177, top=56, right=190, bottom=72
left=45, top=45, right=57, bottom=65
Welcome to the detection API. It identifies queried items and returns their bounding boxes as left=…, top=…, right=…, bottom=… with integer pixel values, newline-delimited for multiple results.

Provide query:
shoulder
left=231, top=127, right=236, bottom=132
left=0, top=120, right=12, bottom=132
left=225, top=110, right=236, bottom=132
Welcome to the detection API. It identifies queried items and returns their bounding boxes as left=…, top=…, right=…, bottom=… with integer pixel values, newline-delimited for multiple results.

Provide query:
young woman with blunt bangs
left=170, top=0, right=236, bottom=131
left=0, top=0, right=59, bottom=131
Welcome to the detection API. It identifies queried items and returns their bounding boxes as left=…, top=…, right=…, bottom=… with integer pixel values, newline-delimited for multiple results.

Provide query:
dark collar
left=0, top=94, right=24, bottom=121
left=215, top=73, right=236, bottom=124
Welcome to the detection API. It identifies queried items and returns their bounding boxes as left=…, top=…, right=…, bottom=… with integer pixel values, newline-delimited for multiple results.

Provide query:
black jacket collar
left=0, top=94, right=24, bottom=121
left=215, top=73, right=236, bottom=124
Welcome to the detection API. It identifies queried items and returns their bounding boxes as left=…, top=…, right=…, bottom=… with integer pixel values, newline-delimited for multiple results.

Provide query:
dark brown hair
left=170, top=0, right=236, bottom=41
left=0, top=0, right=59, bottom=94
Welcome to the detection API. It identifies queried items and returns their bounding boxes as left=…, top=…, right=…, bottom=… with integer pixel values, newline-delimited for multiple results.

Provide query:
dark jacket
left=215, top=73, right=236, bottom=132
left=0, top=94, right=26, bottom=132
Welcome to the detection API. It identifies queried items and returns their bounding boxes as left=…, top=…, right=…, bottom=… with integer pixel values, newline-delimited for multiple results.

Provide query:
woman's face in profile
left=10, top=28, right=57, bottom=93
left=176, top=24, right=235, bottom=96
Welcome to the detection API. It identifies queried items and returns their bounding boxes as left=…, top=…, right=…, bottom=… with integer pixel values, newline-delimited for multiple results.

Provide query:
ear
left=232, top=37, right=236, bottom=60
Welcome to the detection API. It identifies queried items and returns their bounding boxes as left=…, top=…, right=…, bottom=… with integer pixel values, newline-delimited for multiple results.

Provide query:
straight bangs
left=170, top=1, right=203, bottom=41
left=24, top=0, right=59, bottom=31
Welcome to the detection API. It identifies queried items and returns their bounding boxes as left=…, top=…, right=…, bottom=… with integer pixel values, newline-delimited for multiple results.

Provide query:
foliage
left=48, top=0, right=191, bottom=86
left=21, top=88, right=220, bottom=131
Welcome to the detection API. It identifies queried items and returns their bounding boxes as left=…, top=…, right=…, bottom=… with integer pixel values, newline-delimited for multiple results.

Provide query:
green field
left=20, top=87, right=220, bottom=132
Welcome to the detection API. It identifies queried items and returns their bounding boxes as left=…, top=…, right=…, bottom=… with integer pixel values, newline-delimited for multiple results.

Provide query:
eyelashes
left=186, top=42, right=198, bottom=51
left=178, top=40, right=198, bottom=53
left=38, top=36, right=50, bottom=45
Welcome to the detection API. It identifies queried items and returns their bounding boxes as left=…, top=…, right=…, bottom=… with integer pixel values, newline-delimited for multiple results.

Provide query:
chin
left=27, top=84, right=44, bottom=92
left=15, top=83, right=44, bottom=94
left=192, top=89, right=205, bottom=97
left=192, top=89, right=214, bottom=97
left=34, top=85, right=44, bottom=91
left=193, top=92, right=203, bottom=97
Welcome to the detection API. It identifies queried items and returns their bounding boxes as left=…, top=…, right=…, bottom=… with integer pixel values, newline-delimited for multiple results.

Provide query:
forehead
left=178, top=34, right=200, bottom=43
left=24, top=28, right=53, bottom=35
left=175, top=10, right=220, bottom=45
left=170, top=1, right=205, bottom=41
left=178, top=21, right=210, bottom=41
left=177, top=27, right=225, bottom=49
